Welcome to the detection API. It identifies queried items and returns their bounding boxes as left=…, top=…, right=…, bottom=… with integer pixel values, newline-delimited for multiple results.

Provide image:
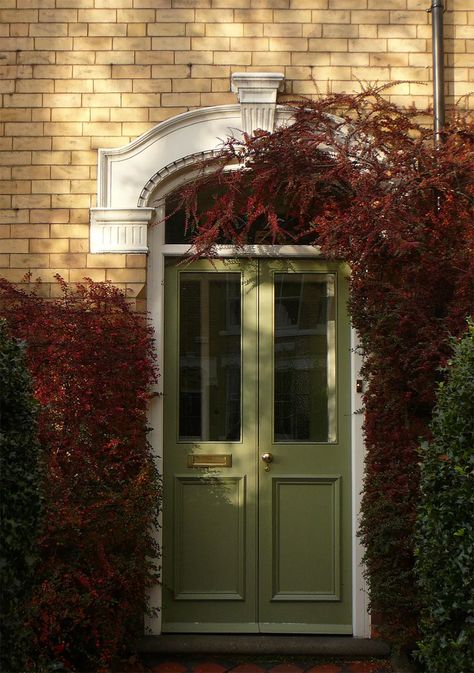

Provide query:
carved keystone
left=231, top=72, right=285, bottom=135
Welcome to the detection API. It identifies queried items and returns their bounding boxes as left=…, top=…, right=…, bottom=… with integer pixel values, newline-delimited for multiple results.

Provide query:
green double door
left=163, top=258, right=352, bottom=634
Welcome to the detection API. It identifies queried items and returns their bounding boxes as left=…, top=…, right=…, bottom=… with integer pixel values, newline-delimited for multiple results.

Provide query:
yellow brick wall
left=0, top=0, right=473, bottom=295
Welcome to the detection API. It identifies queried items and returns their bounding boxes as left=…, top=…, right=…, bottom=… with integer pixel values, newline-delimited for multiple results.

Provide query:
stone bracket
left=90, top=207, right=154, bottom=253
left=231, top=71, right=285, bottom=135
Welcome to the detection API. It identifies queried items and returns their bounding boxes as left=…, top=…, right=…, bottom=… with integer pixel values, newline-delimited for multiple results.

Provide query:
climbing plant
left=177, top=87, right=474, bottom=648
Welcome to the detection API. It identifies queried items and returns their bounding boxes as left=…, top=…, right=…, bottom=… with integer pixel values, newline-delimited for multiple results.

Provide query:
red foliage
left=178, top=88, right=474, bottom=646
left=0, top=277, right=160, bottom=672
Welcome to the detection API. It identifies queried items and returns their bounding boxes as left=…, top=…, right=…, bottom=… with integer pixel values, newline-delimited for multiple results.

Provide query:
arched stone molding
left=90, top=105, right=241, bottom=253
left=90, top=72, right=287, bottom=254
left=137, top=149, right=217, bottom=208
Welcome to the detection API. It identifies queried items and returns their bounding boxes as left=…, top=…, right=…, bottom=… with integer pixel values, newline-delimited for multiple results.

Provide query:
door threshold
left=136, top=634, right=390, bottom=658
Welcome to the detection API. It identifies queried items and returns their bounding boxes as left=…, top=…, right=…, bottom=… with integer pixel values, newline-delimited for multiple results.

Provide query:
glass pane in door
left=179, top=273, right=241, bottom=441
left=274, top=273, right=336, bottom=443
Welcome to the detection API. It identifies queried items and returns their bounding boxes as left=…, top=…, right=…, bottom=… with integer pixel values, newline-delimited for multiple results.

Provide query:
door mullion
left=256, top=258, right=262, bottom=630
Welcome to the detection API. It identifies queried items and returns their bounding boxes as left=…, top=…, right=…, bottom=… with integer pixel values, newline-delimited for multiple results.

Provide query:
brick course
left=0, top=0, right=472, bottom=295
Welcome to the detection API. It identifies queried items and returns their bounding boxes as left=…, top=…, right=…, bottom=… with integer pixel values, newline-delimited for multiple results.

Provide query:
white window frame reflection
left=273, top=273, right=336, bottom=444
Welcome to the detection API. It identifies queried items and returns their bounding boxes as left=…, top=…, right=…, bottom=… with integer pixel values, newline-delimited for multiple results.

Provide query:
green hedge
left=0, top=320, right=43, bottom=673
left=415, top=321, right=474, bottom=673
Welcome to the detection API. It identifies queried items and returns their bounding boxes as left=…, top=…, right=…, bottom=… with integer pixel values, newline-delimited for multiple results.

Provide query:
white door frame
left=144, top=168, right=369, bottom=637
left=90, top=81, right=370, bottom=637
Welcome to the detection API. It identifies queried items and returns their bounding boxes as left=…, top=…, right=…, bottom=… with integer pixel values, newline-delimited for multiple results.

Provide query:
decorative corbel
left=90, top=207, right=154, bottom=253
left=231, top=72, right=285, bottom=135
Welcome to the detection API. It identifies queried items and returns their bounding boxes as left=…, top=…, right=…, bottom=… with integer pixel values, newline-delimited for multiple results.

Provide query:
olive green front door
left=163, top=259, right=352, bottom=634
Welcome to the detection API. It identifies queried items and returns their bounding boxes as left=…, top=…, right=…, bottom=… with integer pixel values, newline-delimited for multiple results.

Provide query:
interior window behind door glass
left=164, top=188, right=315, bottom=245
left=274, top=274, right=336, bottom=443
left=179, top=273, right=241, bottom=441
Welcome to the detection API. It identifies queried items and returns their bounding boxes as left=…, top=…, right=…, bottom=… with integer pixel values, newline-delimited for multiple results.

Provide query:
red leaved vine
left=178, top=88, right=474, bottom=647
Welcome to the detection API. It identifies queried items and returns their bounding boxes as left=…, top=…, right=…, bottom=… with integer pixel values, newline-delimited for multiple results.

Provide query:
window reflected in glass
left=179, top=273, right=241, bottom=441
left=274, top=273, right=336, bottom=443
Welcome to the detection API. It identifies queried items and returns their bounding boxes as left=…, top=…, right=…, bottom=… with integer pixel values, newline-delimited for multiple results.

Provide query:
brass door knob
left=261, top=452, right=274, bottom=471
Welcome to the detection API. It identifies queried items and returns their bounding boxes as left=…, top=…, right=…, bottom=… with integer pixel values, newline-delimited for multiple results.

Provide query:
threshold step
left=136, top=635, right=390, bottom=658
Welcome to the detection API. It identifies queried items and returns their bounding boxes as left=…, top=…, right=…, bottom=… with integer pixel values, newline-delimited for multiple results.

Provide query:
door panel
left=173, top=475, right=246, bottom=600
left=163, top=258, right=351, bottom=633
left=271, top=476, right=340, bottom=601
left=258, top=261, right=351, bottom=633
left=163, top=259, right=258, bottom=631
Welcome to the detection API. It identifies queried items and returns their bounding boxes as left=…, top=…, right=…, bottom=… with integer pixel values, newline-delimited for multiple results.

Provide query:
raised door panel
left=173, top=475, right=246, bottom=601
left=272, top=476, right=341, bottom=602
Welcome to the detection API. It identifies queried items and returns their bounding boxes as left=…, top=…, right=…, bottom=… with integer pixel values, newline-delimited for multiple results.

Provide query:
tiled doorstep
left=135, top=656, right=393, bottom=673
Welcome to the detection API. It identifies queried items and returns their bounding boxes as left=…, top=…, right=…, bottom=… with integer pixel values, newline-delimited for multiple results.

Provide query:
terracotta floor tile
left=346, top=663, right=388, bottom=673
left=230, top=665, right=266, bottom=673
left=151, top=663, right=189, bottom=673
left=141, top=658, right=392, bottom=673
left=193, top=663, right=228, bottom=673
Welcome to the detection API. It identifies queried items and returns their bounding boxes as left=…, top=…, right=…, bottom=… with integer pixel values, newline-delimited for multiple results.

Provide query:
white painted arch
left=91, top=74, right=370, bottom=638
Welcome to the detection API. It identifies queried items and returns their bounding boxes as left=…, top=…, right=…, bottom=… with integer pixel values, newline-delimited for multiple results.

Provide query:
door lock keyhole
left=261, top=452, right=274, bottom=471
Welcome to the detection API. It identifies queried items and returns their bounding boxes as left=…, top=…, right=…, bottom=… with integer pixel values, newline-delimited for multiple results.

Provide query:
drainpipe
left=428, top=0, right=446, bottom=144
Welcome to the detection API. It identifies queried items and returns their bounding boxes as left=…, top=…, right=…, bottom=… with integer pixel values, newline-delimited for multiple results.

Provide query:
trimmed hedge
left=0, top=320, right=43, bottom=673
left=415, top=321, right=474, bottom=672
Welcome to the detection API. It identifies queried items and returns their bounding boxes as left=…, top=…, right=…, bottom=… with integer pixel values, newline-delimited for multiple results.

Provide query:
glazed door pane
left=178, top=273, right=241, bottom=441
left=274, top=273, right=336, bottom=443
